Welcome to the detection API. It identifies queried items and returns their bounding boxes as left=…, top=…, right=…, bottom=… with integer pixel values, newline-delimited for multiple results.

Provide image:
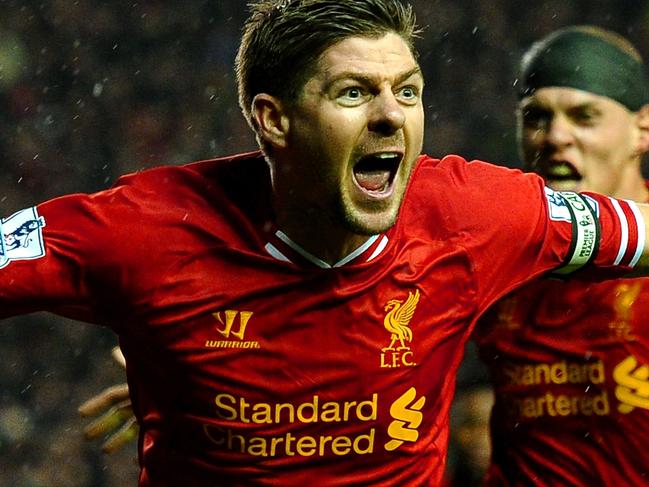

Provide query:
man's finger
left=78, top=384, right=130, bottom=416
left=82, top=400, right=133, bottom=439
left=111, top=346, right=127, bottom=369
left=102, top=417, right=139, bottom=454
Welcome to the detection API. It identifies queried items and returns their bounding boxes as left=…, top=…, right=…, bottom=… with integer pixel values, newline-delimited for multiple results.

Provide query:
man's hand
left=78, top=346, right=138, bottom=453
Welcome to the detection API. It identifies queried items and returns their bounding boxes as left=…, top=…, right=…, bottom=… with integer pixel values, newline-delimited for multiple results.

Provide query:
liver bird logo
left=382, top=289, right=420, bottom=351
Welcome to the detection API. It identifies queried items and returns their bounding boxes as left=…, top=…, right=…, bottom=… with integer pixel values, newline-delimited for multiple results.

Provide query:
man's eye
left=522, top=109, right=550, bottom=128
left=336, top=86, right=368, bottom=106
left=399, top=86, right=417, bottom=99
left=573, top=111, right=597, bottom=125
left=342, top=87, right=364, bottom=99
left=396, top=86, right=419, bottom=104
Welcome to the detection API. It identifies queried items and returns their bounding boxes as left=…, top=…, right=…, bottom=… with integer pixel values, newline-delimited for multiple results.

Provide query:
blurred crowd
left=1, top=1, right=648, bottom=486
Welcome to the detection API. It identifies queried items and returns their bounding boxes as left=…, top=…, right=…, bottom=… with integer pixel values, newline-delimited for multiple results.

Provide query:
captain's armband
left=549, top=191, right=600, bottom=276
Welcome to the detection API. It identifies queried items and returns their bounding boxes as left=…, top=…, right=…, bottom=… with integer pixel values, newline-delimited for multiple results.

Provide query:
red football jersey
left=0, top=152, right=642, bottom=486
left=476, top=274, right=649, bottom=486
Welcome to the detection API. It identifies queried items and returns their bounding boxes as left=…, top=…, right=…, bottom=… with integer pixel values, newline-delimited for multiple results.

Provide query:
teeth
left=547, top=164, right=573, bottom=177
left=375, top=153, right=400, bottom=159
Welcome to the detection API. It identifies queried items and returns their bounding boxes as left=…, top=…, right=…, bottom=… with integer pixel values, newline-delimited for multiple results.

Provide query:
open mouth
left=540, top=160, right=582, bottom=187
left=352, top=152, right=403, bottom=196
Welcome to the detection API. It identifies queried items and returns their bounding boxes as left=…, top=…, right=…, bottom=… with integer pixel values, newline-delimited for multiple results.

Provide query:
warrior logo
left=384, top=387, right=426, bottom=451
left=380, top=289, right=420, bottom=368
left=215, top=310, right=253, bottom=340
left=0, top=207, right=46, bottom=268
left=205, top=310, right=260, bottom=349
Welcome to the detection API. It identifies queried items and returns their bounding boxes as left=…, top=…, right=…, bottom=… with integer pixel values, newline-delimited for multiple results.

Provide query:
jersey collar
left=264, top=230, right=390, bottom=269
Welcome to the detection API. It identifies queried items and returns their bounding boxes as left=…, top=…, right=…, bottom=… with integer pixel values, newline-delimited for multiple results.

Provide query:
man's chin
left=341, top=206, right=399, bottom=236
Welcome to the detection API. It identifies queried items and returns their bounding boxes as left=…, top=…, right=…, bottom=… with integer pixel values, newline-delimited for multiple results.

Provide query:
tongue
left=355, top=170, right=391, bottom=191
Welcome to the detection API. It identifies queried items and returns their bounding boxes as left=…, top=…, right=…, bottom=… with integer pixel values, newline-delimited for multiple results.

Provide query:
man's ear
left=251, top=94, right=290, bottom=149
left=635, top=104, right=649, bottom=154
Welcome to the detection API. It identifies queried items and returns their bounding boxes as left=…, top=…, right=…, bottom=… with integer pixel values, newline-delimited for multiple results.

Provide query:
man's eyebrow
left=521, top=99, right=601, bottom=112
left=520, top=101, right=549, bottom=111
left=569, top=102, right=601, bottom=111
left=325, top=66, right=423, bottom=87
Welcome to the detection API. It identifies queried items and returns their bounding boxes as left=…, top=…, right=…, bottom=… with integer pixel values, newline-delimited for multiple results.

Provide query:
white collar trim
left=271, top=230, right=383, bottom=268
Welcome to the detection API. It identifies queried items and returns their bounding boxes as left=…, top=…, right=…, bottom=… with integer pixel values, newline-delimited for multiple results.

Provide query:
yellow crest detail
left=382, top=289, right=420, bottom=352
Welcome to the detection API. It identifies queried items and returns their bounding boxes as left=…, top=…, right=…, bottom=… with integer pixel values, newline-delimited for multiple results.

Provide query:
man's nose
left=544, top=114, right=576, bottom=148
left=368, top=90, right=406, bottom=135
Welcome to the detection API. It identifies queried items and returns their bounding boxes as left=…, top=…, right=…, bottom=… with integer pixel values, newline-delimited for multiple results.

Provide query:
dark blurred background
left=0, top=1, right=647, bottom=485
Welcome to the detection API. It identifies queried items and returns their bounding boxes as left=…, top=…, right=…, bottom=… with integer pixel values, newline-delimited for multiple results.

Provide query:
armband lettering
left=552, top=192, right=600, bottom=275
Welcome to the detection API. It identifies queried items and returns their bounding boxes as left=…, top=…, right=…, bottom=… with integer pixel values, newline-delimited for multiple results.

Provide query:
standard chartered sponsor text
left=502, top=359, right=604, bottom=386
left=505, top=390, right=610, bottom=418
left=502, top=359, right=610, bottom=418
left=206, top=393, right=379, bottom=457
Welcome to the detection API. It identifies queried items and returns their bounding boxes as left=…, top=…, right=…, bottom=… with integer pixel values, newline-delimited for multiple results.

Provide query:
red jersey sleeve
left=0, top=182, right=154, bottom=324
left=412, top=155, right=643, bottom=312
left=584, top=193, right=646, bottom=270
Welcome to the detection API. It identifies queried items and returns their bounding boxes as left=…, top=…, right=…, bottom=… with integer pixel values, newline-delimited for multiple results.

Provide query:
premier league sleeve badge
left=0, top=207, right=46, bottom=268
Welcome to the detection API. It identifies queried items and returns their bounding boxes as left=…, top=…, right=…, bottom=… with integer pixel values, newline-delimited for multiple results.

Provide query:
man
left=474, top=26, right=649, bottom=486
left=2, top=2, right=649, bottom=485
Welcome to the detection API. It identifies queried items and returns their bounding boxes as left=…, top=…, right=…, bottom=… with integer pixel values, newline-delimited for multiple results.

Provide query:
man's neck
left=273, top=205, right=374, bottom=267
left=612, top=165, right=649, bottom=202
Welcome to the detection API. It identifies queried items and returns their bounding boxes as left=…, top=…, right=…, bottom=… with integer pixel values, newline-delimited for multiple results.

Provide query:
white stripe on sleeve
left=610, top=197, right=629, bottom=266
left=627, top=200, right=646, bottom=267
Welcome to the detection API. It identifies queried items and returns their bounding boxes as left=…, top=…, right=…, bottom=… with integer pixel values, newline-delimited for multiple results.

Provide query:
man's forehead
left=520, top=86, right=613, bottom=109
left=317, top=33, right=419, bottom=75
left=321, top=65, right=423, bottom=85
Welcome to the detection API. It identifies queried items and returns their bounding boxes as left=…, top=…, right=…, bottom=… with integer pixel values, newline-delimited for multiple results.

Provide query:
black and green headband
left=519, top=29, right=649, bottom=111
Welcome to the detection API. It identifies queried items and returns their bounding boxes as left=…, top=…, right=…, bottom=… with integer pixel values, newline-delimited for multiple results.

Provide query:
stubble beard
left=336, top=188, right=402, bottom=236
